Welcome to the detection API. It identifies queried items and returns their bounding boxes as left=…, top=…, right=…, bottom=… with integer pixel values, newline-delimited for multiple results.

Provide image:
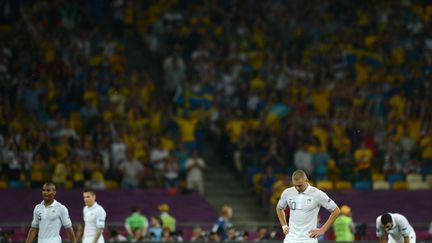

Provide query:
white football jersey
left=376, top=213, right=415, bottom=242
left=277, top=184, right=337, bottom=243
left=31, top=200, right=73, bottom=243
left=83, top=202, right=106, bottom=243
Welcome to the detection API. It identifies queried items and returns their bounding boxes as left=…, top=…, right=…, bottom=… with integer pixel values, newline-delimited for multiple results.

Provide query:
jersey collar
left=41, top=199, right=57, bottom=207
left=302, top=183, right=312, bottom=194
left=87, top=202, right=98, bottom=209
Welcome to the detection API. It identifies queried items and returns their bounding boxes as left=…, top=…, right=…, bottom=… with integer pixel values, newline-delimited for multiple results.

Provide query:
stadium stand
left=1, top=0, right=432, bottom=241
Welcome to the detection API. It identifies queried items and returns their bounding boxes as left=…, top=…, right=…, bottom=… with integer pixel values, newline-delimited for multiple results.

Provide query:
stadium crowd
left=1, top=0, right=432, bottom=241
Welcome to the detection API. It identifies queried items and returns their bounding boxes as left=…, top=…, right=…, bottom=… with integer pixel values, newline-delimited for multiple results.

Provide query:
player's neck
left=43, top=199, right=54, bottom=207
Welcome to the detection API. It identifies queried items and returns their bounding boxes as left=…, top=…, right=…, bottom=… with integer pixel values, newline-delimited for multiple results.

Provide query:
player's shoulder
left=55, top=201, right=69, bottom=210
left=391, top=213, right=407, bottom=221
left=97, top=204, right=107, bottom=214
left=307, top=185, right=324, bottom=196
left=34, top=202, right=43, bottom=210
left=281, top=187, right=296, bottom=195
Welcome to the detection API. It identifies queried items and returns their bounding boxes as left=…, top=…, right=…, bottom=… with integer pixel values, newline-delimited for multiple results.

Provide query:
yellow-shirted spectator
left=250, top=75, right=266, bottom=90
left=53, top=137, right=70, bottom=162
left=161, top=135, right=176, bottom=152
left=331, top=123, right=347, bottom=152
left=30, top=155, right=45, bottom=188
left=388, top=92, right=406, bottom=119
left=123, top=1, right=135, bottom=25
left=139, top=74, right=156, bottom=110
left=354, top=144, right=373, bottom=172
left=252, top=25, right=266, bottom=49
left=392, top=46, right=405, bottom=65
left=150, top=110, right=163, bottom=135
left=175, top=114, right=200, bottom=143
left=249, top=51, right=265, bottom=71
left=354, top=61, right=371, bottom=85
left=52, top=161, right=68, bottom=188
left=270, top=175, right=291, bottom=206
left=312, top=126, right=329, bottom=151
left=71, top=159, right=85, bottom=187
left=83, top=87, right=100, bottom=108
left=406, top=116, right=422, bottom=141
left=109, top=48, right=126, bottom=74
left=420, top=135, right=432, bottom=160
left=311, top=87, right=331, bottom=115
left=131, top=134, right=148, bottom=162
left=226, top=118, right=245, bottom=144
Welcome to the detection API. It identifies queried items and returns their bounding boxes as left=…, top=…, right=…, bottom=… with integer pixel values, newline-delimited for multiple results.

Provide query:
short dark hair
left=43, top=182, right=56, bottom=190
left=83, top=188, right=96, bottom=195
left=381, top=213, right=392, bottom=225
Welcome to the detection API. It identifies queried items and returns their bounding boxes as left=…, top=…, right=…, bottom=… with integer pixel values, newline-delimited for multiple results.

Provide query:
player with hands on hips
left=276, top=170, right=340, bottom=243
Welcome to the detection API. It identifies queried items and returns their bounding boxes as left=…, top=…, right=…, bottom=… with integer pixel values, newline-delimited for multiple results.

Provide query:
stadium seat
left=407, top=181, right=428, bottom=190
left=335, top=180, right=352, bottom=190
left=425, top=174, right=432, bottom=188
left=406, top=173, right=423, bottom=183
left=371, top=173, right=385, bottom=181
left=104, top=180, right=119, bottom=189
left=8, top=180, right=25, bottom=189
left=353, top=181, right=372, bottom=190
left=373, top=181, right=390, bottom=190
left=316, top=180, right=334, bottom=190
left=392, top=181, right=408, bottom=190
left=0, top=180, right=7, bottom=189
left=387, top=173, right=404, bottom=184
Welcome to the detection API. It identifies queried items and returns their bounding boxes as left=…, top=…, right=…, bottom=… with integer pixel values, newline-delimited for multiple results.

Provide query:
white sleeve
left=395, top=214, right=412, bottom=236
left=376, top=217, right=384, bottom=238
left=60, top=205, right=73, bottom=229
left=276, top=190, right=288, bottom=210
left=316, top=190, right=337, bottom=212
left=96, top=208, right=107, bottom=229
left=31, top=205, right=39, bottom=228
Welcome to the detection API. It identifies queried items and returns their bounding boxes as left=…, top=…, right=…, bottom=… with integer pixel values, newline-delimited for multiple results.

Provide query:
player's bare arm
left=93, top=228, right=103, bottom=243
left=25, top=227, right=38, bottom=243
left=309, top=206, right=340, bottom=238
left=276, top=207, right=289, bottom=235
left=66, top=226, right=77, bottom=243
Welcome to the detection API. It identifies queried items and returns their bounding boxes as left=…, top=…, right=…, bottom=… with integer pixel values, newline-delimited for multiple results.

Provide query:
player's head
left=83, top=188, right=96, bottom=207
left=292, top=170, right=309, bottom=193
left=42, top=182, right=56, bottom=202
left=380, top=213, right=393, bottom=231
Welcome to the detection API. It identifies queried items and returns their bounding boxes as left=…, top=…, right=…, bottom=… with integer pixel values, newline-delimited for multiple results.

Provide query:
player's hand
left=309, top=228, right=324, bottom=238
left=282, top=225, right=289, bottom=235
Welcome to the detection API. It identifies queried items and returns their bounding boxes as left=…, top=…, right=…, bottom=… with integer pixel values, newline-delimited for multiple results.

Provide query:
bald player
left=276, top=170, right=340, bottom=243
left=82, top=188, right=107, bottom=243
left=26, top=182, right=77, bottom=243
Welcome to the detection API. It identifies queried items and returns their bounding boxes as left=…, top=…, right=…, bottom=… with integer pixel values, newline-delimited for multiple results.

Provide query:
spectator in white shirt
left=118, top=152, right=144, bottom=189
left=185, top=150, right=206, bottom=195
left=294, top=144, right=313, bottom=175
